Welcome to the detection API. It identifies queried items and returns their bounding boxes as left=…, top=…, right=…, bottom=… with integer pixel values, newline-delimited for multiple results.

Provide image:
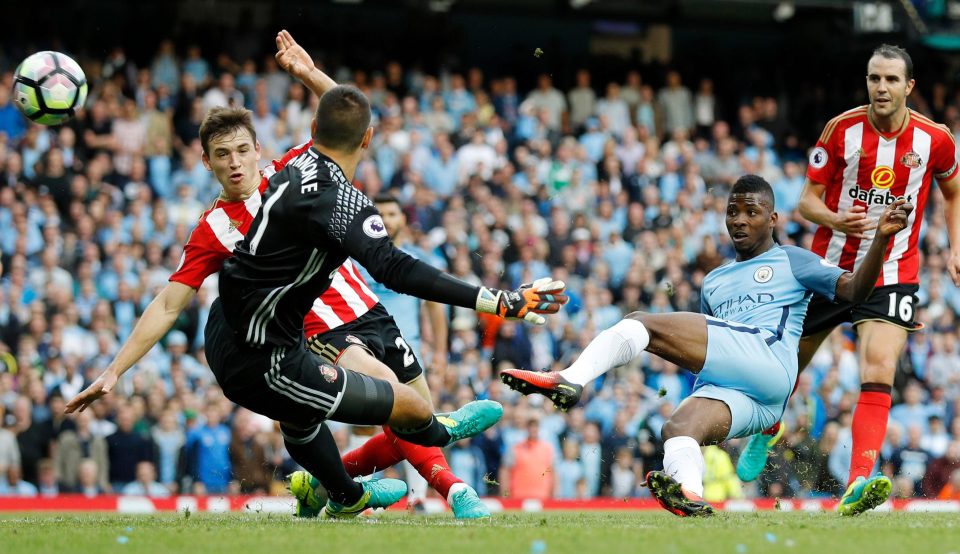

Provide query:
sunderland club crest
left=319, top=364, right=339, bottom=383
left=900, top=150, right=922, bottom=169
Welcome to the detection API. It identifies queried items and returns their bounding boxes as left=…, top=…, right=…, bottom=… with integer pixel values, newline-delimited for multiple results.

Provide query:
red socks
left=848, top=383, right=892, bottom=485
left=341, top=430, right=405, bottom=477
left=383, top=427, right=463, bottom=499
left=340, top=427, right=464, bottom=499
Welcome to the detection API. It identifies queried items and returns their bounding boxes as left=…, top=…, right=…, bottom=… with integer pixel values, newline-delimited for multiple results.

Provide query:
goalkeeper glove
left=475, top=277, right=568, bottom=325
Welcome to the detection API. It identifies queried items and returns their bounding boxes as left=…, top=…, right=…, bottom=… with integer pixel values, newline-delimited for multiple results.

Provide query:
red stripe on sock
left=848, top=389, right=892, bottom=485
left=383, top=427, right=463, bottom=499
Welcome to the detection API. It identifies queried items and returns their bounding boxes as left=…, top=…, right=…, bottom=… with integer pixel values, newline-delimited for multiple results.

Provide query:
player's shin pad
left=475, top=278, right=569, bottom=325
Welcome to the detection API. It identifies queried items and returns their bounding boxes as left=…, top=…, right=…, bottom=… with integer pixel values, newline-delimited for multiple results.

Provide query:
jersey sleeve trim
left=782, top=245, right=845, bottom=302
left=819, top=106, right=867, bottom=144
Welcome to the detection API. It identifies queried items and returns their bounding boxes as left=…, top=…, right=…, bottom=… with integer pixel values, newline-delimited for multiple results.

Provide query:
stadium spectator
left=72, top=459, right=104, bottom=497
left=185, top=405, right=232, bottom=495
left=105, top=405, right=155, bottom=491
left=228, top=408, right=270, bottom=494
left=502, top=418, right=554, bottom=499
left=54, top=410, right=109, bottom=492
left=567, top=70, right=596, bottom=132
left=922, top=440, right=960, bottom=497
left=0, top=464, right=37, bottom=496
left=121, top=461, right=169, bottom=497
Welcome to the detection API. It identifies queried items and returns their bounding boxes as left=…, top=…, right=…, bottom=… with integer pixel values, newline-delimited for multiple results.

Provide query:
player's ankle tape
left=393, top=415, right=449, bottom=447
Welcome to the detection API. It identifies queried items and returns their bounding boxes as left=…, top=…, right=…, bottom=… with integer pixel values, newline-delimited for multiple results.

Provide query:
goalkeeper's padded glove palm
left=475, top=277, right=569, bottom=325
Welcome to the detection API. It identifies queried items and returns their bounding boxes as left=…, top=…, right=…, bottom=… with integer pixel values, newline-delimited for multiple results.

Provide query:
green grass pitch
left=2, top=511, right=958, bottom=554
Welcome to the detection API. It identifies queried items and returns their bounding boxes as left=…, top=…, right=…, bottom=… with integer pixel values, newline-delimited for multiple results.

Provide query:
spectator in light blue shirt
left=0, top=466, right=38, bottom=497
left=423, top=138, right=459, bottom=198
left=554, top=440, right=585, bottom=499
left=444, top=74, right=476, bottom=131
left=580, top=117, right=610, bottom=163
left=773, top=161, right=806, bottom=216
left=890, top=382, right=932, bottom=434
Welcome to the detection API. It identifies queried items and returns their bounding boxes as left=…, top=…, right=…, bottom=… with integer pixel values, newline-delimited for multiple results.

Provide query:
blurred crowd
left=1, top=39, right=960, bottom=503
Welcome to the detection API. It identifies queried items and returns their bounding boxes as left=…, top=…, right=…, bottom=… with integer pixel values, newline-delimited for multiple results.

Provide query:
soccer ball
left=13, top=51, right=88, bottom=126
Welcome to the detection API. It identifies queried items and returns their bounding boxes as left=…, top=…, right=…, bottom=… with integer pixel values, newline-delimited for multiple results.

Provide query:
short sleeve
left=930, top=129, right=959, bottom=182
left=782, top=246, right=846, bottom=301
left=168, top=226, right=230, bottom=289
left=805, top=135, right=842, bottom=186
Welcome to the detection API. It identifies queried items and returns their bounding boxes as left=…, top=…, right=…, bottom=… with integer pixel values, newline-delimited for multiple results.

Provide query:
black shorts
left=204, top=299, right=394, bottom=429
left=306, top=303, right=424, bottom=384
left=801, top=284, right=921, bottom=337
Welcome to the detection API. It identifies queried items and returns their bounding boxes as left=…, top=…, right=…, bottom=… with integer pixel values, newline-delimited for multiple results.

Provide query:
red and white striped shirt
left=807, top=107, right=959, bottom=286
left=169, top=142, right=378, bottom=331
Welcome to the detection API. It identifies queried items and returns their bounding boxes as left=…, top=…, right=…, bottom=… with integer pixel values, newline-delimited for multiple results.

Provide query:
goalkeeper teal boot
left=837, top=474, right=892, bottom=516
left=438, top=400, right=503, bottom=446
left=322, top=478, right=408, bottom=519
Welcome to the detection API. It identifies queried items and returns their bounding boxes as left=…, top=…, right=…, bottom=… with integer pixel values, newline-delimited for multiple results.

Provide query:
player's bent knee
left=388, top=382, right=433, bottom=424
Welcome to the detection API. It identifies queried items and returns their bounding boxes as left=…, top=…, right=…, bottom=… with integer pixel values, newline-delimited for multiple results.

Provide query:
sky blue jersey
left=700, top=245, right=846, bottom=376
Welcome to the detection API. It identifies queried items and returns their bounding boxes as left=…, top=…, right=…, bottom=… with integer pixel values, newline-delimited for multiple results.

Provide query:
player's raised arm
left=335, top=206, right=567, bottom=325
left=65, top=281, right=197, bottom=413
left=275, top=29, right=337, bottom=98
left=834, top=198, right=913, bottom=303
left=798, top=179, right=877, bottom=239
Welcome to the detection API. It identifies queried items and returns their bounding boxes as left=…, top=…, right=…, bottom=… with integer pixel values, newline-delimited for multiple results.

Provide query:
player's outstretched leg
left=501, top=313, right=708, bottom=408
left=735, top=421, right=786, bottom=482
left=837, top=474, right=893, bottom=517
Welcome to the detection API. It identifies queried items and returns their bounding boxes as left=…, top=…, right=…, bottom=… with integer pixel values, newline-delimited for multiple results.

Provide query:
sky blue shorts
left=690, top=316, right=795, bottom=439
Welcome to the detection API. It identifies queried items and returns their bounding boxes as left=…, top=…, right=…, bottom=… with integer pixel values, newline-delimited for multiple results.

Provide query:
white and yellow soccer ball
left=13, top=51, right=88, bottom=126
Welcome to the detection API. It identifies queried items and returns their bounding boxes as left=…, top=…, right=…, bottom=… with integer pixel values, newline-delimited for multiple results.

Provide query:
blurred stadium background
left=1, top=0, right=960, bottom=514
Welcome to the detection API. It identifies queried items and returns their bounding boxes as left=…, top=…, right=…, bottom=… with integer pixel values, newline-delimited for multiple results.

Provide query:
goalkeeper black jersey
left=219, top=146, right=479, bottom=348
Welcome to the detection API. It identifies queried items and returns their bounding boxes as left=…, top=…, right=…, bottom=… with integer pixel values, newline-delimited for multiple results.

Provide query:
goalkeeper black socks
left=393, top=415, right=451, bottom=447
left=280, top=423, right=363, bottom=506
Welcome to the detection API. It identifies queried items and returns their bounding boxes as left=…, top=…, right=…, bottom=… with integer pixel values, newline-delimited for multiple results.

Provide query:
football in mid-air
left=13, top=51, right=88, bottom=126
